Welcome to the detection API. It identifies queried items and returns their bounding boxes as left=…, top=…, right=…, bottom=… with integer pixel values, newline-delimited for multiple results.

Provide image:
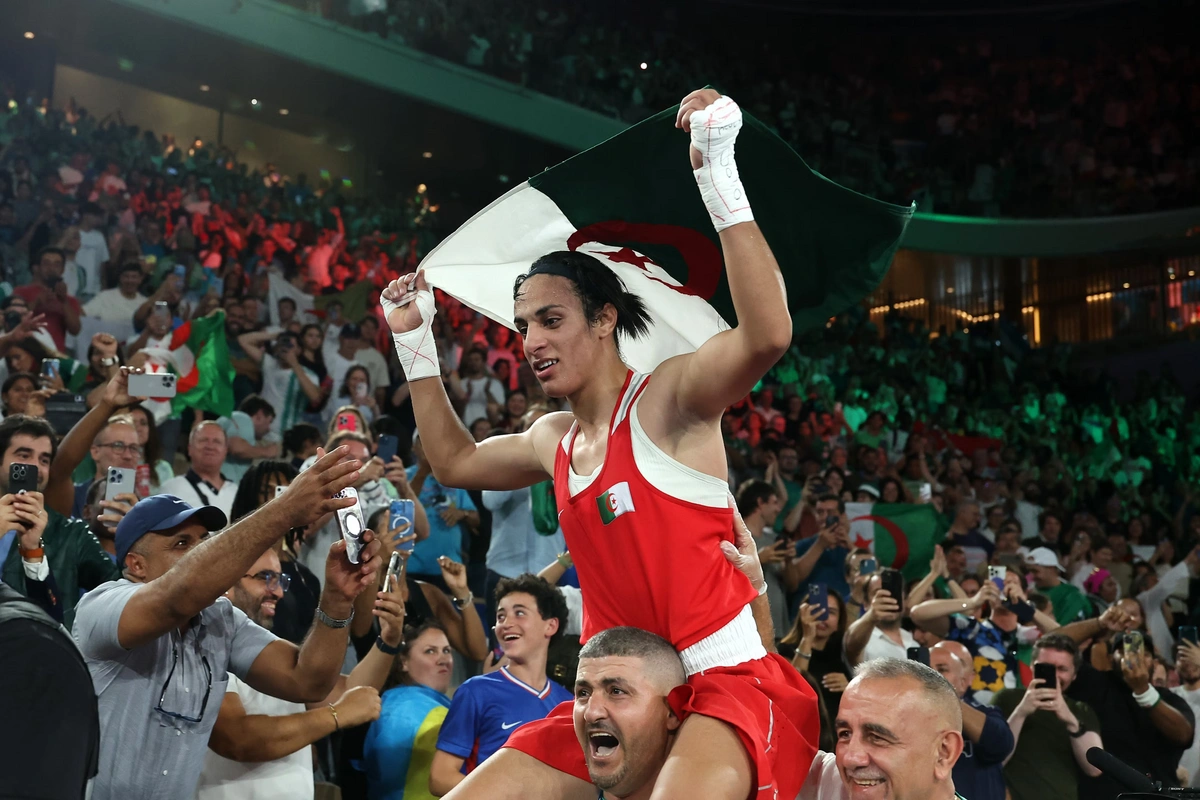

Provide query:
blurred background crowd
left=2, top=0, right=1200, bottom=798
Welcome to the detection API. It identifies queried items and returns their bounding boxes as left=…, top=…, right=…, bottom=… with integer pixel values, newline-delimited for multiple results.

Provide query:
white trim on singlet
left=563, top=372, right=727, bottom=507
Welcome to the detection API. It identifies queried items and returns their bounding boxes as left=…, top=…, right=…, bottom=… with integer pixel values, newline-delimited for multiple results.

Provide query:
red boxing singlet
left=553, top=371, right=756, bottom=650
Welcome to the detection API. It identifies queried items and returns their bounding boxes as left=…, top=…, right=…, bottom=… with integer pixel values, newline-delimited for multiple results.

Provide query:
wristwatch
left=316, top=606, right=354, bottom=629
left=452, top=591, right=474, bottom=611
left=376, top=636, right=403, bottom=655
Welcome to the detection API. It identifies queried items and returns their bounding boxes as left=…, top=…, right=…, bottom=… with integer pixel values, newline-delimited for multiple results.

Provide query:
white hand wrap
left=381, top=286, right=441, bottom=381
left=690, top=96, right=754, bottom=232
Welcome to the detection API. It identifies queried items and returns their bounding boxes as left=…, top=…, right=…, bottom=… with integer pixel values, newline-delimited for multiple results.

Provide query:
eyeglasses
left=96, top=441, right=144, bottom=457
left=244, top=570, right=291, bottom=593
left=155, top=639, right=212, bottom=724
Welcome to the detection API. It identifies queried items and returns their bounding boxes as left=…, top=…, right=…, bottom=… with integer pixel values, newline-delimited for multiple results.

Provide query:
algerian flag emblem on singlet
left=596, top=482, right=636, bottom=525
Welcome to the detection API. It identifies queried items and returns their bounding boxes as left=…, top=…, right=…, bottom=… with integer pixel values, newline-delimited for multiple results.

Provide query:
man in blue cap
left=72, top=446, right=377, bottom=800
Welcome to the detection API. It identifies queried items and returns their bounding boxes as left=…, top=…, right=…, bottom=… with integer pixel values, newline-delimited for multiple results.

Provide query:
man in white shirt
left=75, top=202, right=110, bottom=302
left=354, top=317, right=391, bottom=405
left=799, top=659, right=965, bottom=800
left=84, top=262, right=147, bottom=322
left=160, top=422, right=239, bottom=518
left=844, top=572, right=917, bottom=665
left=195, top=545, right=399, bottom=800
left=322, top=323, right=365, bottom=402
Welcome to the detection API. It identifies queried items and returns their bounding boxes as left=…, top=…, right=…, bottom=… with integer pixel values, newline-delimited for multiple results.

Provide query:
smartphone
left=825, top=514, right=839, bottom=528
left=376, top=433, right=399, bottom=465
left=173, top=264, right=186, bottom=278
left=275, top=485, right=287, bottom=499
left=384, top=551, right=402, bottom=593
left=152, top=301, right=170, bottom=321
left=127, top=372, right=178, bottom=398
left=879, top=568, right=904, bottom=603
left=1033, top=661, right=1057, bottom=691
left=806, top=582, right=829, bottom=621
left=988, top=565, right=1007, bottom=592
left=390, top=499, right=416, bottom=551
left=335, top=414, right=358, bottom=433
left=105, top=467, right=136, bottom=502
left=918, top=482, right=932, bottom=503
left=134, top=464, right=151, bottom=499
left=859, top=557, right=877, bottom=576
left=907, top=646, right=930, bottom=667
left=1181, top=626, right=1199, bottom=646
left=810, top=483, right=830, bottom=495
left=40, top=358, right=60, bottom=382
left=8, top=462, right=38, bottom=495
left=334, top=487, right=367, bottom=564
left=1123, top=630, right=1146, bottom=658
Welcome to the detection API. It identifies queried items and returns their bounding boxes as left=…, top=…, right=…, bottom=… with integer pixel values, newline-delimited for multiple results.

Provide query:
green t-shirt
left=992, top=688, right=1100, bottom=800
left=774, top=476, right=803, bottom=531
left=1042, top=581, right=1092, bottom=625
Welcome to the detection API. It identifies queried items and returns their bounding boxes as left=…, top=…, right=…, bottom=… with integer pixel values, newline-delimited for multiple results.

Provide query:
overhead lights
left=422, top=151, right=433, bottom=159
left=946, top=287, right=955, bottom=294
left=199, top=84, right=210, bottom=92
left=639, top=62, right=647, bottom=70
left=279, top=108, right=289, bottom=115
left=23, top=32, right=35, bottom=40
left=1122, top=282, right=1130, bottom=289
left=250, top=98, right=260, bottom=106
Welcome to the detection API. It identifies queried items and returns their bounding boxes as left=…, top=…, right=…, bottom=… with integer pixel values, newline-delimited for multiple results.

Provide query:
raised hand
left=282, top=446, right=361, bottom=530
left=381, top=273, right=429, bottom=334
left=104, top=366, right=148, bottom=408
left=374, top=577, right=406, bottom=648
left=438, top=556, right=471, bottom=602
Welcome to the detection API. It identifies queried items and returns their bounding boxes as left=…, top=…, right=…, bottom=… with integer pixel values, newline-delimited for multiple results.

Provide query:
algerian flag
left=596, top=481, right=636, bottom=525
left=141, top=311, right=235, bottom=418
left=847, top=502, right=949, bottom=581
left=420, top=100, right=913, bottom=372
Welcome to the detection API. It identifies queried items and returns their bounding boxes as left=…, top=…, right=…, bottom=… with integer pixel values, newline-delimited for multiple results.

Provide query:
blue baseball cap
left=115, top=494, right=228, bottom=567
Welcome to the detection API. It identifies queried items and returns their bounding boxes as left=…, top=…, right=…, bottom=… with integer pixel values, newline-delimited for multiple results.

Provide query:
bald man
left=799, top=658, right=966, bottom=800
left=930, top=641, right=1013, bottom=800
left=569, top=627, right=689, bottom=800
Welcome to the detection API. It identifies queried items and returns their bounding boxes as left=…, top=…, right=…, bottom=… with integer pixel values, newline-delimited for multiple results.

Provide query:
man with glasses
left=71, top=414, right=142, bottom=518
left=196, top=544, right=406, bottom=799
left=72, top=447, right=378, bottom=800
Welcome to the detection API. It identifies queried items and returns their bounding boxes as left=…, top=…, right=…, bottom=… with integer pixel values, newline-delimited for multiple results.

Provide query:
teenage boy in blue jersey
left=429, top=574, right=571, bottom=796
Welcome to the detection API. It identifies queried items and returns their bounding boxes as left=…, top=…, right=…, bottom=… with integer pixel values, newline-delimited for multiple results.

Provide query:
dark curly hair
left=495, top=573, right=570, bottom=643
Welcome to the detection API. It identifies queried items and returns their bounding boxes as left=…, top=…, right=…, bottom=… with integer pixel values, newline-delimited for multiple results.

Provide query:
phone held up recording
left=335, top=487, right=368, bottom=564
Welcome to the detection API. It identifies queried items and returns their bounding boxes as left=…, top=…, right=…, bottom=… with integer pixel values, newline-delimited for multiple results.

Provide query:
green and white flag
left=596, top=481, right=636, bottom=525
left=846, top=502, right=949, bottom=582
left=420, top=99, right=914, bottom=372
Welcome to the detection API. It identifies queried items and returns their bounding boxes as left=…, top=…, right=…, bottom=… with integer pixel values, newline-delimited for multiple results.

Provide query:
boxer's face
left=514, top=273, right=618, bottom=399
left=573, top=656, right=681, bottom=796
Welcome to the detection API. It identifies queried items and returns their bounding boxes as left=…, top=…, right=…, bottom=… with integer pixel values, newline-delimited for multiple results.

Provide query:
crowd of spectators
left=4, top=71, right=1200, bottom=798
left=317, top=0, right=1200, bottom=218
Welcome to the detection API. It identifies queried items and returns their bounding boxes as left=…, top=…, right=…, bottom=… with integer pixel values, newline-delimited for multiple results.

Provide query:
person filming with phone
left=786, top=493, right=851, bottom=605
left=0, top=414, right=119, bottom=627
left=1063, top=625, right=1196, bottom=798
left=991, top=634, right=1103, bottom=800
left=9, top=247, right=82, bottom=352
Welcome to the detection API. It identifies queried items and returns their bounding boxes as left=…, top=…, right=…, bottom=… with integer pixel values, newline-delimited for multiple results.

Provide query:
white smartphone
left=384, top=551, right=402, bottom=593
left=334, top=487, right=367, bottom=564
left=275, top=485, right=287, bottom=499
left=988, top=564, right=1007, bottom=591
left=127, top=372, right=178, bottom=398
left=105, top=467, right=136, bottom=502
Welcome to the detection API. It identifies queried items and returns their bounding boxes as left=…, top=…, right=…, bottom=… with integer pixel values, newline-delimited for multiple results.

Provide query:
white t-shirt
left=75, top=229, right=110, bottom=299
left=323, top=350, right=359, bottom=402
left=797, top=751, right=848, bottom=800
left=194, top=674, right=313, bottom=800
left=354, top=345, right=390, bottom=394
left=261, top=354, right=318, bottom=436
left=84, top=288, right=147, bottom=322
left=860, top=625, right=918, bottom=664
left=160, top=473, right=239, bottom=519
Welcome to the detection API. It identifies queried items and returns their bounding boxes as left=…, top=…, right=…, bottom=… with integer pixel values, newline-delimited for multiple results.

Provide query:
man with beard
left=195, top=545, right=406, bottom=800
left=572, top=627, right=689, bottom=800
